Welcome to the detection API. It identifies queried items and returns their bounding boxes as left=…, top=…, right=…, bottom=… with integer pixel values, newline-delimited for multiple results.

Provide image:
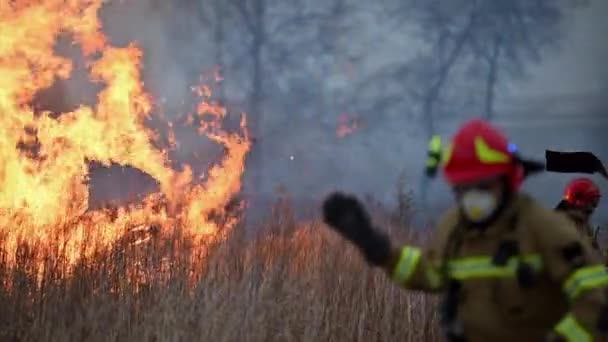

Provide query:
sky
left=512, top=0, right=608, bottom=98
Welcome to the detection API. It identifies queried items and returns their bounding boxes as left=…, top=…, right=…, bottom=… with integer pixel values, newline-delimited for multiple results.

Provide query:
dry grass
left=0, top=198, right=439, bottom=342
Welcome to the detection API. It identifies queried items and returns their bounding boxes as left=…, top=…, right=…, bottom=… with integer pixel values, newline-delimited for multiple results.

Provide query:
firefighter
left=322, top=118, right=608, bottom=341
left=555, top=178, right=604, bottom=259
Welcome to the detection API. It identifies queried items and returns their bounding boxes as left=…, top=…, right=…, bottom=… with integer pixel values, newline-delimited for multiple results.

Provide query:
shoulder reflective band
left=448, top=254, right=542, bottom=280
left=428, top=135, right=442, bottom=153
left=563, top=264, right=608, bottom=300
left=475, top=136, right=510, bottom=164
left=554, top=314, right=591, bottom=342
left=392, top=246, right=422, bottom=285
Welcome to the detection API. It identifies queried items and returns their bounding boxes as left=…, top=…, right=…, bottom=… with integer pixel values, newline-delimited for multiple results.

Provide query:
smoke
left=31, top=0, right=607, bottom=224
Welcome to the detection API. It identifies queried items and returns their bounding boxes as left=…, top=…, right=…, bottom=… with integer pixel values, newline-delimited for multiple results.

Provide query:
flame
left=336, top=113, right=361, bottom=138
left=0, top=1, right=250, bottom=268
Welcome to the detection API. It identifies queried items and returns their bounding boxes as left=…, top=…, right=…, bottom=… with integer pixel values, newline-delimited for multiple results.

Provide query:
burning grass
left=0, top=3, right=439, bottom=340
left=0, top=1, right=251, bottom=269
left=0, top=200, right=440, bottom=342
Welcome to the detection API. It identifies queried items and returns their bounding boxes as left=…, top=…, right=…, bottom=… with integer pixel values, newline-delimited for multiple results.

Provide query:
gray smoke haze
left=49, top=0, right=607, bottom=223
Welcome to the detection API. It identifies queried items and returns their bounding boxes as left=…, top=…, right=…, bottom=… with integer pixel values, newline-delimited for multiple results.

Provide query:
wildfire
left=336, top=113, right=361, bottom=138
left=0, top=1, right=250, bottom=267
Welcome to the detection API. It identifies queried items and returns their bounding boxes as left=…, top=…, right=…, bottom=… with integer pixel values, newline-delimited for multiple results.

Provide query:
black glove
left=322, top=192, right=392, bottom=266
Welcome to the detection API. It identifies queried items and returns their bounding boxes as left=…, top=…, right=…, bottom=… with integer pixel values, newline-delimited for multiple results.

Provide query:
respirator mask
left=459, top=189, right=499, bottom=223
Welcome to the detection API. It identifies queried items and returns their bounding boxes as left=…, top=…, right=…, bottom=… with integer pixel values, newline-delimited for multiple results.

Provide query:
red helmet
left=563, top=178, right=600, bottom=208
left=442, top=119, right=523, bottom=190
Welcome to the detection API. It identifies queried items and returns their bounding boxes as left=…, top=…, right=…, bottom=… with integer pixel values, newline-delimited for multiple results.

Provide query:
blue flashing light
left=508, top=143, right=518, bottom=153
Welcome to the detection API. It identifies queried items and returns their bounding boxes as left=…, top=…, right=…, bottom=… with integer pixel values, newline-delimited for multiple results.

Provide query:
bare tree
left=221, top=0, right=360, bottom=194
left=413, top=0, right=482, bottom=138
left=224, top=0, right=267, bottom=194
left=359, top=0, right=587, bottom=138
left=465, top=0, right=588, bottom=120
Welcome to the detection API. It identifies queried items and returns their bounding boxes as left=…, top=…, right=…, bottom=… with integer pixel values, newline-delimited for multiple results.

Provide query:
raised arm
left=322, top=192, right=444, bottom=292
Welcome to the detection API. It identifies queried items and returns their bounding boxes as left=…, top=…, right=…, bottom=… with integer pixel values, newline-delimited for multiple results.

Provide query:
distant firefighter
left=556, top=178, right=605, bottom=262
left=322, top=118, right=608, bottom=341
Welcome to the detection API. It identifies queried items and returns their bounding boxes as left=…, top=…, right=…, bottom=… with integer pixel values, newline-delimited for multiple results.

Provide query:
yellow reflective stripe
left=448, top=254, right=542, bottom=280
left=474, top=136, right=510, bottom=164
left=554, top=314, right=592, bottom=342
left=392, top=247, right=422, bottom=284
left=426, top=135, right=442, bottom=168
left=563, top=265, right=608, bottom=300
left=426, top=154, right=440, bottom=167
left=428, top=135, right=441, bottom=153
left=425, top=266, right=442, bottom=289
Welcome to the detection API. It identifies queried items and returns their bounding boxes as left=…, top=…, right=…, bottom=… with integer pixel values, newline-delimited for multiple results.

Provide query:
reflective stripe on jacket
left=388, top=193, right=608, bottom=342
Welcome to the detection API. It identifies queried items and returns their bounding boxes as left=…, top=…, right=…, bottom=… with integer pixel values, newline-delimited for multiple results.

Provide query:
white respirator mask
left=460, top=189, right=498, bottom=223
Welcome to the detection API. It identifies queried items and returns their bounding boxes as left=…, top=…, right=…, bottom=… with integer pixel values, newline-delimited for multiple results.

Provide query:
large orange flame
left=0, top=1, right=250, bottom=267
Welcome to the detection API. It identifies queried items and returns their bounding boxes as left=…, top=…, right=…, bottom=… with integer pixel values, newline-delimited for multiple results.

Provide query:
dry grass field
left=0, top=198, right=439, bottom=342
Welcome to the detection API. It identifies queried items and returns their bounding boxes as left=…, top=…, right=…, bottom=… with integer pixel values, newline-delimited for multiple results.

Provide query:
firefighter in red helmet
left=321, top=118, right=608, bottom=341
left=556, top=178, right=603, bottom=259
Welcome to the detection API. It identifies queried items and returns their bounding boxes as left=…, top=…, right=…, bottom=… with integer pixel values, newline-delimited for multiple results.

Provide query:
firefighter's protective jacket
left=388, top=193, right=608, bottom=342
left=558, top=207, right=607, bottom=264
